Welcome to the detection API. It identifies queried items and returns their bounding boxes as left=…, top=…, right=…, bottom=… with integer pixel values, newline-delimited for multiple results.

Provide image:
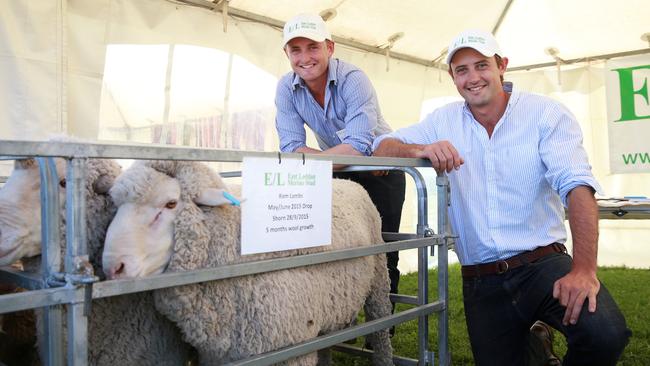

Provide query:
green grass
left=333, top=264, right=650, bottom=365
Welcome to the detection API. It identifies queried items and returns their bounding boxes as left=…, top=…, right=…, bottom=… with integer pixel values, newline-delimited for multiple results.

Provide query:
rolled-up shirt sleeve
left=338, top=71, right=381, bottom=156
left=275, top=78, right=306, bottom=153
left=539, top=102, right=604, bottom=206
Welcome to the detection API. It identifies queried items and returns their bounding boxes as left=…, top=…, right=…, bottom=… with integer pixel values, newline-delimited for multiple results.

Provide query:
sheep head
left=102, top=161, right=234, bottom=280
left=0, top=157, right=120, bottom=268
left=0, top=159, right=67, bottom=266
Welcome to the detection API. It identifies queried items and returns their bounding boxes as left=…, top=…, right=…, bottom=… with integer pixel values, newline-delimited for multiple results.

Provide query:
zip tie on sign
left=223, top=191, right=242, bottom=206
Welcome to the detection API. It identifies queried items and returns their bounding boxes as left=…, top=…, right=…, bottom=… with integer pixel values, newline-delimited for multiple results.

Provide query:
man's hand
left=553, top=270, right=600, bottom=325
left=415, top=140, right=464, bottom=173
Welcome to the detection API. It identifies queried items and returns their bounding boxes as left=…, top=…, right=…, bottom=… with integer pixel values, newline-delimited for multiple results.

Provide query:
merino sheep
left=102, top=160, right=395, bottom=365
left=0, top=157, right=193, bottom=365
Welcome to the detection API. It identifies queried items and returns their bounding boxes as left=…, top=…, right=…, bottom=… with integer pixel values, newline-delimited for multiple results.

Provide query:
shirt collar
left=461, top=83, right=519, bottom=117
left=291, top=58, right=339, bottom=90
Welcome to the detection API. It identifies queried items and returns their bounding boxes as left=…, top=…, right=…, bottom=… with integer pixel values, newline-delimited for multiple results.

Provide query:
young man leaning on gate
left=373, top=29, right=631, bottom=365
left=274, top=13, right=406, bottom=325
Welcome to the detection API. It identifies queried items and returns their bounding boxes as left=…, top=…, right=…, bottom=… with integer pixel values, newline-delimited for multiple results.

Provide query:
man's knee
left=565, top=315, right=631, bottom=365
left=579, top=321, right=630, bottom=358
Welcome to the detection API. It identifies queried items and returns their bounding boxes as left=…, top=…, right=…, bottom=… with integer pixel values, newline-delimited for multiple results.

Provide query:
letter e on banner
left=605, top=55, right=650, bottom=173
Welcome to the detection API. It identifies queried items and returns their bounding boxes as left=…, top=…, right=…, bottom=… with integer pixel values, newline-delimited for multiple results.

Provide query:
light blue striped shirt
left=275, top=58, right=392, bottom=155
left=373, top=90, right=603, bottom=265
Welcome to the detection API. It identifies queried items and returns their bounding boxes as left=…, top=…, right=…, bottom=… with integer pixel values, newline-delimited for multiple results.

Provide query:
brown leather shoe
left=529, top=321, right=562, bottom=366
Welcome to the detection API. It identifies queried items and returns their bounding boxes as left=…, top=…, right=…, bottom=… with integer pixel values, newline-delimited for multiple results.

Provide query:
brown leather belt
left=461, top=243, right=567, bottom=279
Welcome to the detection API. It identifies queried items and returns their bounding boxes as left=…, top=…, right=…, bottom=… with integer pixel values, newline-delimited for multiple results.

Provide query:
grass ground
left=333, top=264, right=650, bottom=365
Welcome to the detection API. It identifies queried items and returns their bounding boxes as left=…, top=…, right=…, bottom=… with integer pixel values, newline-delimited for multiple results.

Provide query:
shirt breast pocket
left=498, top=143, right=543, bottom=191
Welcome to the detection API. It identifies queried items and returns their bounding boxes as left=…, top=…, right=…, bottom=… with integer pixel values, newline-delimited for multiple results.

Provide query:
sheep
left=102, top=160, right=395, bottom=366
left=0, top=157, right=193, bottom=365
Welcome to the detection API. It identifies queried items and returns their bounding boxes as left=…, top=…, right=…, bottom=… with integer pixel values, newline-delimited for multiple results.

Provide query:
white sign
left=605, top=55, right=650, bottom=173
left=241, top=157, right=332, bottom=254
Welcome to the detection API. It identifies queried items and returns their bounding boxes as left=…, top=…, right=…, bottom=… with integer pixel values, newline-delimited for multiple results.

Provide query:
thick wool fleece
left=126, top=161, right=394, bottom=365
left=11, top=158, right=191, bottom=366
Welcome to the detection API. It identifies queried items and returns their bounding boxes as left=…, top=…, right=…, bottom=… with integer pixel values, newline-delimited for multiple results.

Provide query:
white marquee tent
left=1, top=0, right=649, bottom=270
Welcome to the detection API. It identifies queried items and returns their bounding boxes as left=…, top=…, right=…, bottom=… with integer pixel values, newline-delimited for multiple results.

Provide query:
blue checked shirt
left=373, top=89, right=603, bottom=265
left=275, top=58, right=392, bottom=155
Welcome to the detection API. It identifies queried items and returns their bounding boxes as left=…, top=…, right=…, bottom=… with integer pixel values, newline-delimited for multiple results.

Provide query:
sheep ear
left=194, top=188, right=237, bottom=207
left=93, top=174, right=115, bottom=194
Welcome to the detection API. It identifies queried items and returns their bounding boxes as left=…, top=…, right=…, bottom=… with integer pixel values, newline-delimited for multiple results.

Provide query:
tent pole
left=492, top=0, right=514, bottom=34
left=508, top=48, right=650, bottom=72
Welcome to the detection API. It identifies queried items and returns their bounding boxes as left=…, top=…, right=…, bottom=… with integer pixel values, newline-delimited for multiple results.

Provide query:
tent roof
left=226, top=0, right=650, bottom=69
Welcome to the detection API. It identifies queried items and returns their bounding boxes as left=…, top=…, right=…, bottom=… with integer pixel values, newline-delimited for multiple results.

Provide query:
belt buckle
left=496, top=260, right=509, bottom=274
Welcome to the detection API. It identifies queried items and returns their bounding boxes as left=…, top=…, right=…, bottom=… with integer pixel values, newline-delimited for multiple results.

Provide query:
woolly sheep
left=0, top=157, right=193, bottom=365
left=102, top=160, right=395, bottom=365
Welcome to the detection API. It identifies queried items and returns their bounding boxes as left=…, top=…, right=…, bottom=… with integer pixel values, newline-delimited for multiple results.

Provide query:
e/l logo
left=612, top=64, right=650, bottom=122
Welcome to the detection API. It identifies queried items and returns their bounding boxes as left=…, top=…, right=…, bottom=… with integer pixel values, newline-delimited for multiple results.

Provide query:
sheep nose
left=107, top=262, right=125, bottom=280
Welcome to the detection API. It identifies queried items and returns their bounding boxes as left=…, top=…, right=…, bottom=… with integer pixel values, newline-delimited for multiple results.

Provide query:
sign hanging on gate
left=240, top=156, right=332, bottom=254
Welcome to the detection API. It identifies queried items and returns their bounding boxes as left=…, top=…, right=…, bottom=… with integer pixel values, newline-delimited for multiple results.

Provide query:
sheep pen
left=0, top=157, right=193, bottom=365
left=102, top=160, right=395, bottom=365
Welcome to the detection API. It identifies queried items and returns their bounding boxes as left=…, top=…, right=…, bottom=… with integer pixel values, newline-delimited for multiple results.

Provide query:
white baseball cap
left=446, top=29, right=502, bottom=65
left=282, top=13, right=332, bottom=47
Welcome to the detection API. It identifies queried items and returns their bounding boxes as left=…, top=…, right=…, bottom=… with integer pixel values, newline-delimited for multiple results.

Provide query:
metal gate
left=0, top=140, right=452, bottom=366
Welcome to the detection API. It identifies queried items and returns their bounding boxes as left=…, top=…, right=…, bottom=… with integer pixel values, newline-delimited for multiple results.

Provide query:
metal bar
left=65, top=158, right=89, bottom=366
left=0, top=241, right=438, bottom=310
left=227, top=301, right=445, bottom=366
left=67, top=303, right=88, bottom=366
left=65, top=158, right=88, bottom=270
left=332, top=344, right=418, bottom=366
left=0, top=140, right=430, bottom=167
left=93, top=238, right=437, bottom=299
left=436, top=174, right=451, bottom=365
left=390, top=293, right=419, bottom=306
left=37, top=157, right=64, bottom=366
left=0, top=266, right=44, bottom=290
left=406, top=167, right=431, bottom=365
left=508, top=48, right=650, bottom=72
left=0, top=286, right=84, bottom=314
left=383, top=232, right=421, bottom=241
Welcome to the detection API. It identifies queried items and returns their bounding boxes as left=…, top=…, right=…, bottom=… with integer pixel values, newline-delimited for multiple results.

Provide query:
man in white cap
left=373, top=29, right=630, bottom=365
left=274, top=13, right=406, bottom=321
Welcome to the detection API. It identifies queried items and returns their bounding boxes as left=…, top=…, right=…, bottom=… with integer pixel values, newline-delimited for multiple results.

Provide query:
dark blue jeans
left=462, top=252, right=631, bottom=366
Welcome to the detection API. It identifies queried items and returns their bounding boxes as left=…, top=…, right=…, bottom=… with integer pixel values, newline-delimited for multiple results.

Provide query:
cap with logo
left=446, top=29, right=502, bottom=65
left=282, top=13, right=332, bottom=47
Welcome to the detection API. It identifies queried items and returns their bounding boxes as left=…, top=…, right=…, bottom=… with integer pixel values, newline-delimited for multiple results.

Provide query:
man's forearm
left=567, top=185, right=599, bottom=273
left=294, top=146, right=322, bottom=154
left=374, top=138, right=426, bottom=159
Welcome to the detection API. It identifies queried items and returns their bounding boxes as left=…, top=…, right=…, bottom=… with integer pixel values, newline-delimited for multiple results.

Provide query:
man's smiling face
left=450, top=47, right=507, bottom=109
left=285, top=37, right=333, bottom=86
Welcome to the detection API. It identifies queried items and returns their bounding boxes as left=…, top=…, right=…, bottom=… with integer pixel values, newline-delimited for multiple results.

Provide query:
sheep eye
left=165, top=200, right=177, bottom=209
left=59, top=179, right=66, bottom=188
